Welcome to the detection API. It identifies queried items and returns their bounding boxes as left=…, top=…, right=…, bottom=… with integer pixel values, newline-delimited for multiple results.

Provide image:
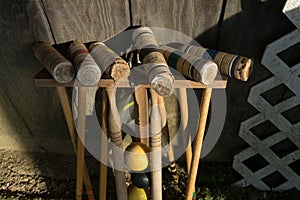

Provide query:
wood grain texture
left=0, top=0, right=71, bottom=152
left=42, top=0, right=130, bottom=44
left=131, top=0, right=224, bottom=47
left=0, top=0, right=131, bottom=153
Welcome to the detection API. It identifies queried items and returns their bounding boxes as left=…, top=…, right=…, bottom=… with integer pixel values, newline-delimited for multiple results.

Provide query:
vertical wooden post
left=178, top=88, right=194, bottom=197
left=99, top=88, right=108, bottom=200
left=135, top=86, right=149, bottom=146
left=150, top=89, right=162, bottom=200
left=106, top=87, right=128, bottom=200
left=56, top=87, right=94, bottom=200
left=185, top=88, right=212, bottom=200
left=76, top=87, right=87, bottom=200
left=178, top=88, right=192, bottom=174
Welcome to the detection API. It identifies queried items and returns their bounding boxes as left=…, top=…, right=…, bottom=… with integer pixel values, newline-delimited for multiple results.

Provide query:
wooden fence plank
left=131, top=0, right=224, bottom=47
left=42, top=0, right=130, bottom=44
left=0, top=0, right=55, bottom=146
left=0, top=0, right=131, bottom=153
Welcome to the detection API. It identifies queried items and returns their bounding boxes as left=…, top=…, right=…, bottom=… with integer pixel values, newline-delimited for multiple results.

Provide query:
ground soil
left=0, top=150, right=299, bottom=200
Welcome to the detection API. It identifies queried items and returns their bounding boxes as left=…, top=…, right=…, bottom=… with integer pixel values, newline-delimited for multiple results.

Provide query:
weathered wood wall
left=131, top=0, right=224, bottom=48
left=42, top=0, right=130, bottom=44
left=0, top=0, right=58, bottom=151
left=0, top=0, right=295, bottom=160
left=0, top=0, right=129, bottom=153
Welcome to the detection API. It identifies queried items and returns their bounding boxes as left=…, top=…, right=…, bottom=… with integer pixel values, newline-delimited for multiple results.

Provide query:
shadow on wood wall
left=197, top=0, right=296, bottom=161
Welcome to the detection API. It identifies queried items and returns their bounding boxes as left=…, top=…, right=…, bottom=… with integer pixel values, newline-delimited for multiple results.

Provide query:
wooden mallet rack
left=34, top=68, right=227, bottom=200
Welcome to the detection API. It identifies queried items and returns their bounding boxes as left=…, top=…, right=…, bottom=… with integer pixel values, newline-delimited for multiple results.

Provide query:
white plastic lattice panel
left=233, top=0, right=300, bottom=191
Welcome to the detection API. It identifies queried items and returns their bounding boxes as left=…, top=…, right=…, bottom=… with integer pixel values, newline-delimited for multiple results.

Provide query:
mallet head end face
left=53, top=62, right=75, bottom=83
left=199, top=61, right=218, bottom=85
left=151, top=73, right=174, bottom=97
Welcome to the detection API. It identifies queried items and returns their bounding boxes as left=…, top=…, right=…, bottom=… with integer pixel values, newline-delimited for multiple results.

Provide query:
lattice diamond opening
left=277, top=42, right=300, bottom=68
left=262, top=171, right=288, bottom=189
left=289, top=160, right=300, bottom=176
left=249, top=120, right=280, bottom=140
left=281, top=104, right=300, bottom=125
left=261, top=84, right=295, bottom=106
left=270, top=138, right=299, bottom=158
left=242, top=154, right=269, bottom=173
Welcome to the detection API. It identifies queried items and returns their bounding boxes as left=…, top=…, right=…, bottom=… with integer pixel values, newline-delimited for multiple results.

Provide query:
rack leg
left=185, top=88, right=212, bottom=200
left=99, top=88, right=108, bottom=200
left=56, top=87, right=94, bottom=200
left=76, top=87, right=86, bottom=200
left=178, top=88, right=194, bottom=194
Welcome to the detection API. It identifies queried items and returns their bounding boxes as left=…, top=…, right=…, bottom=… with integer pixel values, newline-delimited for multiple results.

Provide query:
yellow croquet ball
left=128, top=184, right=148, bottom=200
left=124, top=142, right=149, bottom=171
